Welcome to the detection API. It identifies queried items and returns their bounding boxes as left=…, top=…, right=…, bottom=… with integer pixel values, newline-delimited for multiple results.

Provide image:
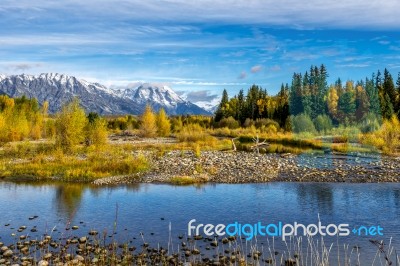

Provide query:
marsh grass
left=169, top=175, right=209, bottom=185
left=0, top=143, right=149, bottom=181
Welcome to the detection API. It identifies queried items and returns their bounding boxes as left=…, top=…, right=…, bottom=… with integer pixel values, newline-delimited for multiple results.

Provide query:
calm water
left=1, top=181, right=400, bottom=263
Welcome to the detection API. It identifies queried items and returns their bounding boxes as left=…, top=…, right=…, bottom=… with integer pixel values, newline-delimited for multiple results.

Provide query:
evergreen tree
left=246, top=85, right=260, bottom=119
left=274, top=84, right=290, bottom=127
left=338, top=88, right=356, bottom=123
left=317, top=64, right=328, bottom=116
left=335, top=78, right=343, bottom=97
left=289, top=73, right=303, bottom=115
left=365, top=76, right=381, bottom=117
left=355, top=85, right=370, bottom=120
left=237, top=89, right=245, bottom=123
left=383, top=68, right=396, bottom=108
left=381, top=93, right=395, bottom=119
left=395, top=72, right=400, bottom=116
left=302, top=71, right=312, bottom=116
left=215, top=89, right=229, bottom=122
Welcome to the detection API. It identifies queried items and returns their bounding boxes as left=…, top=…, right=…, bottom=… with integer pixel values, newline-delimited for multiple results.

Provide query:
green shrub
left=360, top=112, right=381, bottom=133
left=291, top=113, right=316, bottom=134
left=314, top=114, right=333, bottom=134
left=217, top=116, right=240, bottom=129
left=254, top=118, right=279, bottom=130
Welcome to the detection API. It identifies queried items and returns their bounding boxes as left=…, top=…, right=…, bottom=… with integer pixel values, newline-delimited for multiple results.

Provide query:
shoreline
left=92, top=150, right=400, bottom=185
left=2, top=150, right=399, bottom=185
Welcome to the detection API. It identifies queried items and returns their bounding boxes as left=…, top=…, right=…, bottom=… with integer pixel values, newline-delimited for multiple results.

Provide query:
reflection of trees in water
left=393, top=189, right=400, bottom=209
left=295, top=183, right=334, bottom=215
left=55, top=184, right=85, bottom=218
left=88, top=184, right=142, bottom=198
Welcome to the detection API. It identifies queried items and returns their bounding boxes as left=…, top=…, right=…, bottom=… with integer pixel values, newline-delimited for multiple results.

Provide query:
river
left=0, top=181, right=399, bottom=264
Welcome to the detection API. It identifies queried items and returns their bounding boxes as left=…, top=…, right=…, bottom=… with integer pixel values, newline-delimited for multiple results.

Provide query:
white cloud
left=338, top=63, right=371, bottom=68
left=0, top=35, right=117, bottom=46
left=238, top=71, right=247, bottom=79
left=173, top=80, right=246, bottom=86
left=2, top=0, right=400, bottom=29
left=269, top=65, right=281, bottom=72
left=250, top=65, right=263, bottom=73
left=379, top=40, right=391, bottom=45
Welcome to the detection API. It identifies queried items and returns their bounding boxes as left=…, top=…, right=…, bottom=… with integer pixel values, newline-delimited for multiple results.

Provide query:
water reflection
left=294, top=183, right=334, bottom=214
left=54, top=184, right=85, bottom=217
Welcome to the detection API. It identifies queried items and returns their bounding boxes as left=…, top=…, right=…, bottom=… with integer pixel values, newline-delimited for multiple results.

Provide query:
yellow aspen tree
left=327, top=86, right=339, bottom=117
left=86, top=118, right=108, bottom=149
left=156, top=108, right=171, bottom=137
left=140, top=105, right=157, bottom=137
left=55, top=99, right=87, bottom=152
left=0, top=113, right=5, bottom=142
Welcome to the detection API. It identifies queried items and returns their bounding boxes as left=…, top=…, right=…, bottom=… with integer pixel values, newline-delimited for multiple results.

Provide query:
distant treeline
left=214, top=65, right=400, bottom=130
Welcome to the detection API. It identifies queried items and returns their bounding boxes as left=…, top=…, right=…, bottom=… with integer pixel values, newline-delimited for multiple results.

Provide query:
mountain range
left=0, top=73, right=213, bottom=115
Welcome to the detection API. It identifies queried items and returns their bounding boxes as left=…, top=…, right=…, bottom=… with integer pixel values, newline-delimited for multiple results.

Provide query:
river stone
left=38, top=261, right=48, bottom=266
left=88, top=230, right=98, bottom=236
left=3, top=249, right=13, bottom=257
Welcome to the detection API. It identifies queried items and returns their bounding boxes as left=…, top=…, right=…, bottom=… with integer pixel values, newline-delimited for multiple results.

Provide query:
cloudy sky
left=1, top=0, right=400, bottom=102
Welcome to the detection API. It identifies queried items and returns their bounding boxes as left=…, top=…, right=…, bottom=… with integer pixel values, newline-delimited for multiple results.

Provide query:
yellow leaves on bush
left=176, top=123, right=210, bottom=142
left=156, top=108, right=171, bottom=137
left=55, top=99, right=87, bottom=152
left=0, top=95, right=47, bottom=142
left=140, top=105, right=157, bottom=137
left=362, top=115, right=400, bottom=154
left=86, top=118, right=108, bottom=149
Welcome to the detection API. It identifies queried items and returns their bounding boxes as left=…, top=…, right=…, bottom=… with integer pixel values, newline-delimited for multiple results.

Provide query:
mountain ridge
left=0, top=73, right=211, bottom=115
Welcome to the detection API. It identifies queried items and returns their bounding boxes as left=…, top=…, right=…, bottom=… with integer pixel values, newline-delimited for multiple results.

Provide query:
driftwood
left=231, top=137, right=239, bottom=151
left=251, top=135, right=269, bottom=154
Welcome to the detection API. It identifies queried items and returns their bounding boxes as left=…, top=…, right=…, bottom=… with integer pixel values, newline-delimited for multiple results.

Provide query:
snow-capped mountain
left=0, top=73, right=142, bottom=114
left=196, top=102, right=219, bottom=113
left=178, top=91, right=220, bottom=114
left=0, top=74, right=211, bottom=115
left=116, top=83, right=211, bottom=115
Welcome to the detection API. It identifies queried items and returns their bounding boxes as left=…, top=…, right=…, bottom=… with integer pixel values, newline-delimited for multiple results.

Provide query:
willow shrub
left=362, top=115, right=400, bottom=154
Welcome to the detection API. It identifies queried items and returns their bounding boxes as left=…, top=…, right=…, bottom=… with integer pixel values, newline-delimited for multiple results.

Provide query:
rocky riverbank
left=93, top=150, right=400, bottom=185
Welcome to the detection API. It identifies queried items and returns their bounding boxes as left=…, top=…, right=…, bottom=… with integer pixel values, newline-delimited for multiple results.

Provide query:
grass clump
left=176, top=124, right=211, bottom=142
left=193, top=144, right=201, bottom=158
left=169, top=174, right=209, bottom=185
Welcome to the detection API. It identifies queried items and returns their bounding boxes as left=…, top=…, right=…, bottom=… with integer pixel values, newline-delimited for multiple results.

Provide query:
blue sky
left=1, top=0, right=400, bottom=102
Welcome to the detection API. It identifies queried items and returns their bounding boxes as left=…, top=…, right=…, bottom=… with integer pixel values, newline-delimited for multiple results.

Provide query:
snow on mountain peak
left=121, top=82, right=185, bottom=107
left=0, top=74, right=211, bottom=115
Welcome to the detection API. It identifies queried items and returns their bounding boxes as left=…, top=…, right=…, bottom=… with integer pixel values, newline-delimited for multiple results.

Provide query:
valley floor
left=1, top=137, right=399, bottom=185
left=93, top=149, right=400, bottom=185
